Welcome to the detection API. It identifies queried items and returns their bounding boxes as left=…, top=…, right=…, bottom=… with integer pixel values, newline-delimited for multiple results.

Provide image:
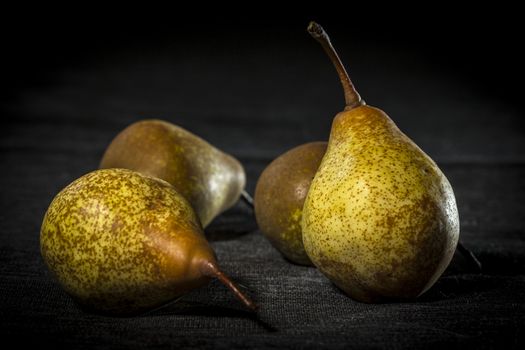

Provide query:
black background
left=2, top=8, right=525, bottom=349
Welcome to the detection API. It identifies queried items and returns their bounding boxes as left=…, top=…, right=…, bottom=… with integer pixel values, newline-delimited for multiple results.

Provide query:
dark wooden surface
left=2, top=19, right=525, bottom=349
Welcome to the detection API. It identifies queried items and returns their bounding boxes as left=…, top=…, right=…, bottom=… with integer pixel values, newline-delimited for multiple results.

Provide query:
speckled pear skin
left=302, top=106, right=460, bottom=302
left=40, top=168, right=217, bottom=315
left=100, top=120, right=246, bottom=227
left=254, top=142, right=327, bottom=265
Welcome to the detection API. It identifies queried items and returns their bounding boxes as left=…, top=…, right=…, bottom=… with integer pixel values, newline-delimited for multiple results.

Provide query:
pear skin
left=255, top=142, right=327, bottom=265
left=100, top=120, right=246, bottom=227
left=41, top=168, right=255, bottom=315
left=301, top=22, right=459, bottom=302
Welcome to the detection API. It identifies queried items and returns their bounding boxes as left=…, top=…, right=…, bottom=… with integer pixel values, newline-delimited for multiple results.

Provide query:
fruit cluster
left=41, top=22, right=465, bottom=315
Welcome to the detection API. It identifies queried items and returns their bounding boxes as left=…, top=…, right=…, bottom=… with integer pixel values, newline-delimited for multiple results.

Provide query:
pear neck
left=344, top=103, right=365, bottom=112
left=307, top=22, right=364, bottom=111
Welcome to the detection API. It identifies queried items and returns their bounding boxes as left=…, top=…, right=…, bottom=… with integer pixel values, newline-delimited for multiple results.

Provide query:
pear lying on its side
left=254, top=142, right=327, bottom=265
left=100, top=120, right=245, bottom=227
left=40, top=168, right=256, bottom=315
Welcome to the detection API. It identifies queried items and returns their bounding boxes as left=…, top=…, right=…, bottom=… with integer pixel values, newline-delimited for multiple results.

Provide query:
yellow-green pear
left=301, top=22, right=459, bottom=302
left=40, top=168, right=256, bottom=315
left=100, top=120, right=245, bottom=227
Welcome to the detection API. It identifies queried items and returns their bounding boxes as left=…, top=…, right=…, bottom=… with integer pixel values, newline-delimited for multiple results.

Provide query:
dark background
left=2, top=9, right=525, bottom=349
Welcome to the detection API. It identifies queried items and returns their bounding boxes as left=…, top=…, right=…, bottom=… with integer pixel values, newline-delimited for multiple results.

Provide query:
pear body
left=302, top=106, right=459, bottom=302
left=41, top=168, right=217, bottom=315
left=100, top=120, right=246, bottom=227
left=254, top=142, right=327, bottom=265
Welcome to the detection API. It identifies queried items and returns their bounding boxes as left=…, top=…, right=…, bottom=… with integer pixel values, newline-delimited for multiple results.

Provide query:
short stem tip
left=457, top=241, right=482, bottom=273
left=202, top=262, right=258, bottom=311
left=241, top=190, right=254, bottom=209
left=307, top=21, right=325, bottom=40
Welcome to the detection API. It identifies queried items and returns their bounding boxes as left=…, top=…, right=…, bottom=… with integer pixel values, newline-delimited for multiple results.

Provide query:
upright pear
left=41, top=168, right=256, bottom=315
left=100, top=120, right=245, bottom=227
left=302, top=22, right=459, bottom=302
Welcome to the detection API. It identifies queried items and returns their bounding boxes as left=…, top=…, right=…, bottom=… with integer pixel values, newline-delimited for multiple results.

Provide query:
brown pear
left=254, top=142, right=327, bottom=265
left=100, top=119, right=245, bottom=227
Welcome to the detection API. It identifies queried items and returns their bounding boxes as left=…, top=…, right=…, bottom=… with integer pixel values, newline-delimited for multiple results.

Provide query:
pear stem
left=241, top=190, right=254, bottom=207
left=307, top=21, right=364, bottom=110
left=457, top=241, right=482, bottom=272
left=201, top=261, right=258, bottom=311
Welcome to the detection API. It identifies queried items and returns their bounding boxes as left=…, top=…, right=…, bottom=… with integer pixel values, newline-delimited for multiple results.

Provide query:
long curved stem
left=307, top=21, right=364, bottom=110
left=201, top=261, right=258, bottom=311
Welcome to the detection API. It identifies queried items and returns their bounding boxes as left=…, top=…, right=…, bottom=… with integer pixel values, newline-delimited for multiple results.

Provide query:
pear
left=40, top=168, right=256, bottom=315
left=301, top=22, right=460, bottom=302
left=254, top=142, right=327, bottom=265
left=100, top=119, right=245, bottom=227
